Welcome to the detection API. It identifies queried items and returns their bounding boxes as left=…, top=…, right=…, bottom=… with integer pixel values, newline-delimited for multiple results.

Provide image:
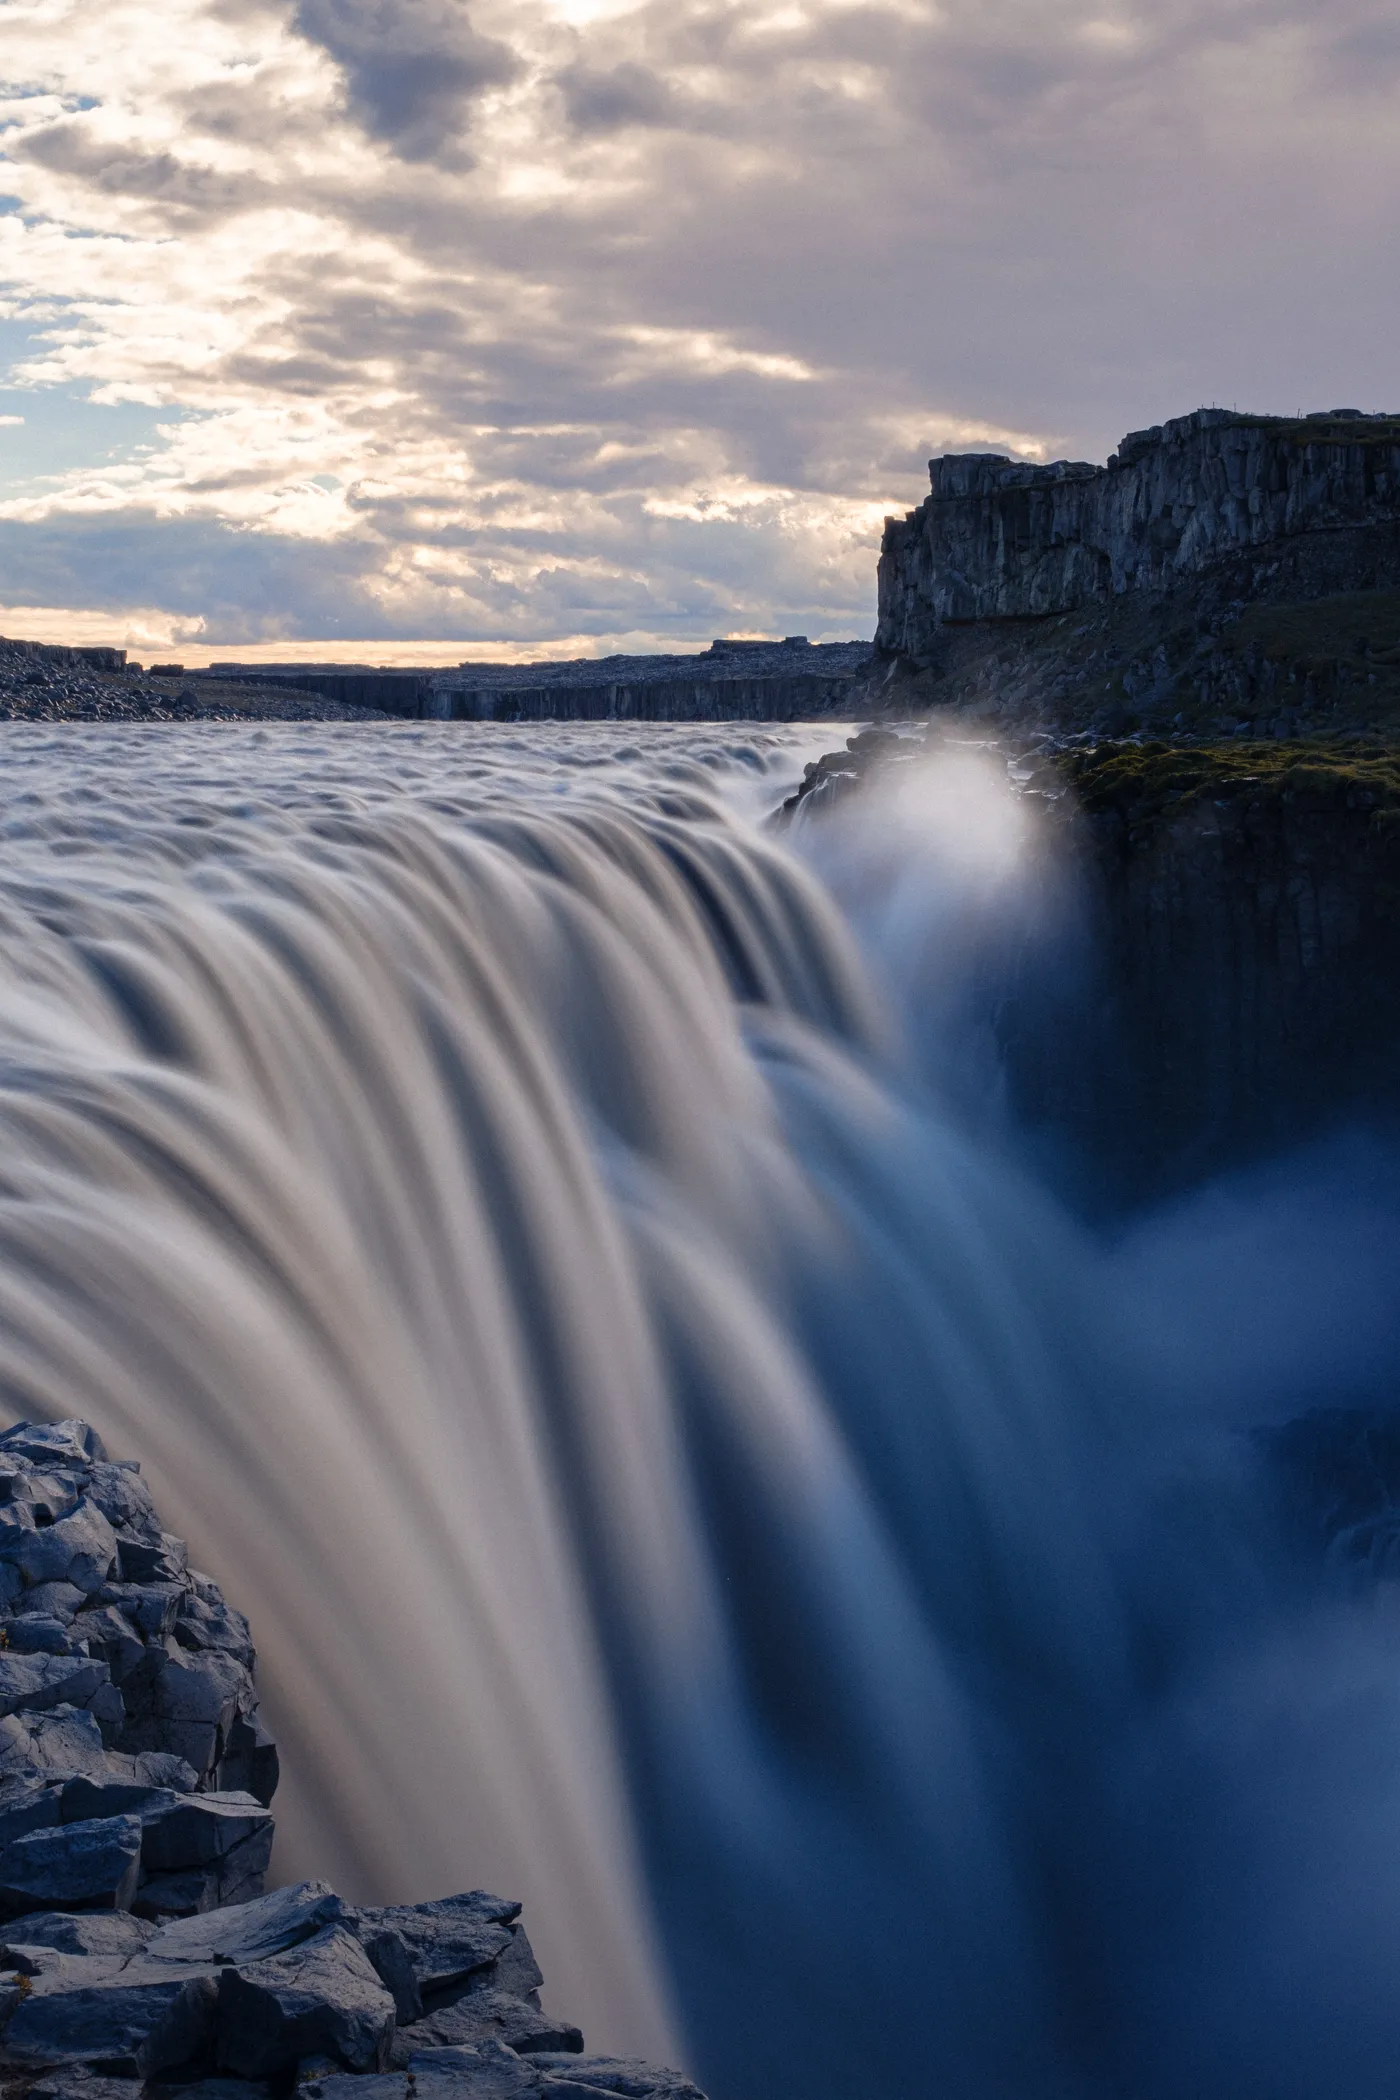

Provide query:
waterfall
left=2, top=722, right=1400, bottom=2100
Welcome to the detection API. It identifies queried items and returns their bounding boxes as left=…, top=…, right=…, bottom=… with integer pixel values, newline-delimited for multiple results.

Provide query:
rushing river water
left=1, top=722, right=1400, bottom=2100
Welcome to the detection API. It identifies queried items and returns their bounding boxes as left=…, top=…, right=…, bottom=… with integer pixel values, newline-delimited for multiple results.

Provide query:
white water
left=0, top=723, right=1398, bottom=2099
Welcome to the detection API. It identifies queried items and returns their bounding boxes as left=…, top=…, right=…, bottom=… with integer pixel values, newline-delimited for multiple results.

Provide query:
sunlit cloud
left=0, top=0, right=1395, bottom=646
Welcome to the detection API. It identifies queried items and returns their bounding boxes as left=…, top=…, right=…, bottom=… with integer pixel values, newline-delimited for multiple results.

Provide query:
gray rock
left=118, top=1752, right=200, bottom=1794
left=145, top=1879, right=345, bottom=1968
left=87, top=1683, right=127, bottom=1742
left=877, top=408, right=1400, bottom=653
left=23, top=1581, right=88, bottom=1622
left=406, top=2044, right=544, bottom=2094
left=214, top=1923, right=395, bottom=2076
left=175, top=1592, right=254, bottom=1667
left=482, top=1925, right=544, bottom=2000
left=28, top=2073, right=145, bottom=2100
left=9, top=1615, right=81, bottom=1654
left=0, top=1499, right=118, bottom=1593
left=348, top=1918, right=422, bottom=2023
left=116, top=1532, right=188, bottom=1585
left=1, top=1957, right=219, bottom=2073
left=140, top=1789, right=271, bottom=1873
left=61, top=1776, right=176, bottom=1822
left=0, top=1906, right=153, bottom=1954
left=301, top=2080, right=412, bottom=2100
left=120, top=1648, right=250, bottom=1780
left=532, top=2059, right=707, bottom=2099
left=213, top=1709, right=278, bottom=1807
left=0, top=1811, right=142, bottom=1915
left=404, top=1987, right=582, bottom=2057
left=90, top=1581, right=184, bottom=1644
left=0, top=1776, right=65, bottom=1845
left=84, top=1463, right=160, bottom=1541
left=170, top=2084, right=271, bottom=2100
left=354, top=1891, right=519, bottom=1998
left=0, top=1941, right=129, bottom=1984
left=0, top=1703, right=112, bottom=1778
left=0, top=1420, right=107, bottom=1469
left=0, top=1649, right=109, bottom=1718
left=0, top=1470, right=80, bottom=1528
left=136, top=1823, right=274, bottom=1921
left=167, top=2084, right=270, bottom=2100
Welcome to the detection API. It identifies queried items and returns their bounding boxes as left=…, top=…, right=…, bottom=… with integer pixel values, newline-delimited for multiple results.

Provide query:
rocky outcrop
left=0, top=641, right=395, bottom=723
left=1024, top=741, right=1400, bottom=1202
left=0, top=1420, right=705, bottom=2100
left=785, top=734, right=1400, bottom=1207
left=877, top=409, right=1400, bottom=665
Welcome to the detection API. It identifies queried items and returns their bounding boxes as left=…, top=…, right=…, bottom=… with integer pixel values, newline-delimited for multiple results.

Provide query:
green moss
left=1057, top=739, right=1400, bottom=840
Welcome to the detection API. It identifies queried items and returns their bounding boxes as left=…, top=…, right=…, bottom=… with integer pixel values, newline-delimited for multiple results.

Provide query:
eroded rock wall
left=878, top=409, right=1400, bottom=662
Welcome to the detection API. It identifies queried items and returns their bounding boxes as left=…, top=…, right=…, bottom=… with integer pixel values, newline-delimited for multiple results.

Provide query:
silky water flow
left=1, top=723, right=1399, bottom=2100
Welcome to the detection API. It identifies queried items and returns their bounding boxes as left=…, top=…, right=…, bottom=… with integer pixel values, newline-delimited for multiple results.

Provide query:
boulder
left=1, top=1906, right=153, bottom=1955
left=347, top=1918, right=422, bottom=2024
left=0, top=1777, right=65, bottom=1846
left=353, top=1891, right=519, bottom=1999
left=0, top=1430, right=704, bottom=2100
left=116, top=1533, right=188, bottom=1586
left=0, top=1499, right=119, bottom=1594
left=214, top=1923, right=396, bottom=2076
left=0, top=1812, right=142, bottom=1915
left=8, top=1615, right=80, bottom=1655
left=532, top=2059, right=708, bottom=2099
left=145, top=1879, right=345, bottom=1968
left=27, top=2075, right=145, bottom=2100
left=399, top=1986, right=582, bottom=2058
left=0, top=1651, right=110, bottom=1719
left=0, top=1421, right=107, bottom=1469
left=410, top=2045, right=544, bottom=2093
left=0, top=1705, right=113, bottom=1779
left=1, top=1957, right=219, bottom=2072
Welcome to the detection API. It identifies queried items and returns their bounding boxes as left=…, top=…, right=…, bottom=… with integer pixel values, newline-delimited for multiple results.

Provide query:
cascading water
left=1, top=722, right=1400, bottom=2100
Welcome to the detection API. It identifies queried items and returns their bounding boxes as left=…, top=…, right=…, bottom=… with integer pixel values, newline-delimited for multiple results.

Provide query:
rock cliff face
left=786, top=734, right=1400, bottom=1207
left=1021, top=742, right=1400, bottom=1204
left=206, top=641, right=872, bottom=723
left=878, top=409, right=1400, bottom=663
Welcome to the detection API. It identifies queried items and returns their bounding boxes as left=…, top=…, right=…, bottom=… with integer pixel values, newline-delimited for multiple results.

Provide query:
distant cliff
left=878, top=408, right=1400, bottom=664
left=205, top=639, right=872, bottom=722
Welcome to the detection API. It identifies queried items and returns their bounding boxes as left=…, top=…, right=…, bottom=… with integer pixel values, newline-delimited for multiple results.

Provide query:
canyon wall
left=789, top=733, right=1400, bottom=1209
left=206, top=641, right=872, bottom=722
left=877, top=409, right=1400, bottom=663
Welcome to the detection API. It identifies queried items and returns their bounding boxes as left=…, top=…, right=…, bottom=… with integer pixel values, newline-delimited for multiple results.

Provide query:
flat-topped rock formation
left=0, top=1419, right=704, bottom=2100
left=878, top=408, right=1400, bottom=664
left=203, top=639, right=872, bottom=722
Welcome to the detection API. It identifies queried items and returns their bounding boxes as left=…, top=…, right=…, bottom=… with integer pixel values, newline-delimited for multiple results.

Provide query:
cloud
left=292, top=0, right=521, bottom=160
left=0, top=0, right=1397, bottom=647
left=555, top=60, right=681, bottom=134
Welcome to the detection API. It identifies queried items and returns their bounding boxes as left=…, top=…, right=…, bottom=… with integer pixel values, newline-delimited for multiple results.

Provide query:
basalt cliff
left=873, top=408, right=1400, bottom=740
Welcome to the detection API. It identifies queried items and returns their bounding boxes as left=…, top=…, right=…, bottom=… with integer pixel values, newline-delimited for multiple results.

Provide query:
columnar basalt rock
left=0, top=1421, right=706, bottom=2100
left=784, top=734, right=1400, bottom=1206
left=877, top=409, right=1400, bottom=664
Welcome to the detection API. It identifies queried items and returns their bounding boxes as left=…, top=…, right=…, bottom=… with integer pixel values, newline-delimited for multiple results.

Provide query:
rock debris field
left=0, top=1418, right=702, bottom=2100
left=0, top=641, right=391, bottom=723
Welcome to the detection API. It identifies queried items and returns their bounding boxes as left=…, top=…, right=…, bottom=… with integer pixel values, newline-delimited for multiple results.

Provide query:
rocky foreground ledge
left=0, top=1419, right=703, bottom=2100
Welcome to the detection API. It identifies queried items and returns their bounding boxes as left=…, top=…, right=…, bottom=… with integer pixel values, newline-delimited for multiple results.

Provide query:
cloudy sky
left=0, top=0, right=1397, bottom=658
